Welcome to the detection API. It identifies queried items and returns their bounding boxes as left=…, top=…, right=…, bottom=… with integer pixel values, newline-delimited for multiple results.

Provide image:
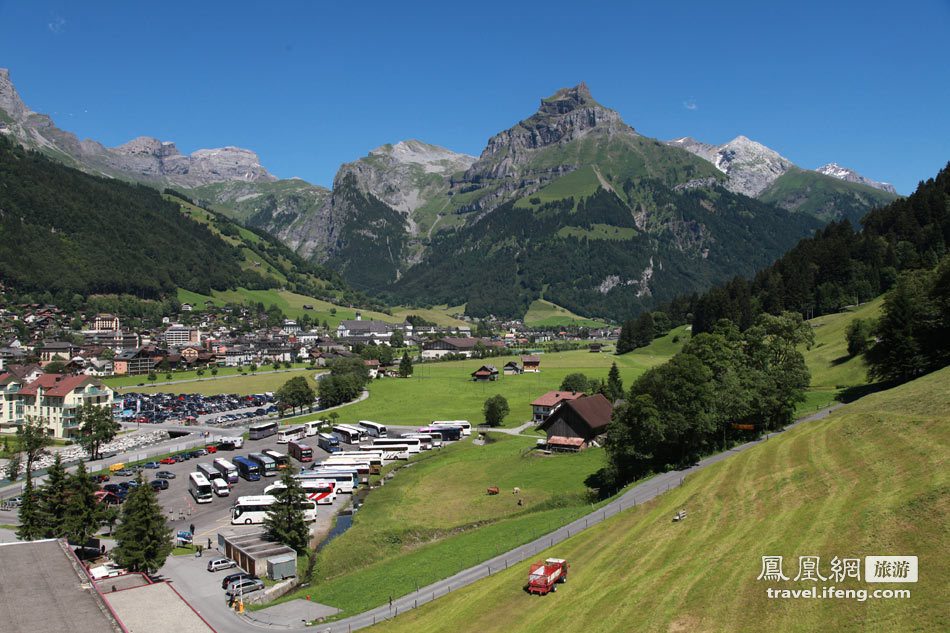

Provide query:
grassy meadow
left=367, top=366, right=950, bottom=633
left=523, top=299, right=611, bottom=328
left=109, top=367, right=321, bottom=396
left=273, top=432, right=609, bottom=614
left=803, top=297, right=883, bottom=389
left=303, top=332, right=686, bottom=429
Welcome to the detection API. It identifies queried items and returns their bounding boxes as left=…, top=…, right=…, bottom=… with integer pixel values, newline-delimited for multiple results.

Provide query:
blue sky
left=1, top=0, right=947, bottom=194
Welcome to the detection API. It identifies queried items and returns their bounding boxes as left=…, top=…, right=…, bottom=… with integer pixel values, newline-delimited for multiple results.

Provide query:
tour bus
left=321, top=456, right=378, bottom=475
left=212, top=457, right=239, bottom=484
left=233, top=455, right=261, bottom=481
left=288, top=441, right=314, bottom=462
left=358, top=444, right=408, bottom=460
left=188, top=472, right=213, bottom=504
left=335, top=450, right=383, bottom=467
left=248, top=421, right=279, bottom=440
left=197, top=462, right=223, bottom=482
left=405, top=431, right=442, bottom=448
left=331, top=425, right=363, bottom=444
left=304, top=420, right=322, bottom=437
left=431, top=420, right=471, bottom=436
left=400, top=433, right=434, bottom=450
left=265, top=479, right=336, bottom=505
left=248, top=452, right=278, bottom=477
left=263, top=449, right=290, bottom=469
left=316, top=433, right=340, bottom=454
left=230, top=495, right=318, bottom=525
left=372, top=437, right=422, bottom=454
left=421, top=425, right=461, bottom=441
left=297, top=469, right=357, bottom=493
left=277, top=425, right=307, bottom=444
left=358, top=420, right=388, bottom=438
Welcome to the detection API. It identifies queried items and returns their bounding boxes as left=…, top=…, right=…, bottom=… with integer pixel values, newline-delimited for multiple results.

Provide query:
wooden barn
left=538, top=393, right=613, bottom=451
left=471, top=364, right=499, bottom=381
left=522, top=355, right=541, bottom=372
left=503, top=360, right=523, bottom=375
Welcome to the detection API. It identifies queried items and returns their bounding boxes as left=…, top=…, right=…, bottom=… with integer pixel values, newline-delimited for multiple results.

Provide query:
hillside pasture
left=369, top=366, right=950, bottom=633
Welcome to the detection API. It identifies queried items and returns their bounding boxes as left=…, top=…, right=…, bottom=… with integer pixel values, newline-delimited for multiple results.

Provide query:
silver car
left=226, top=578, right=265, bottom=597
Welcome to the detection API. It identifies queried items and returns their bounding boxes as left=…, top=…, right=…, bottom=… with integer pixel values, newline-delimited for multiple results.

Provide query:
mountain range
left=0, top=69, right=900, bottom=321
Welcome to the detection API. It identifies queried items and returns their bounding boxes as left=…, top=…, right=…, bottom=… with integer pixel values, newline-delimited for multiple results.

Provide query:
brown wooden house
left=537, top=393, right=613, bottom=451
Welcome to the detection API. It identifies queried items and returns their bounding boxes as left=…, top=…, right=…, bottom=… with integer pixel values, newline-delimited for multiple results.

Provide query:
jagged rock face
left=0, top=68, right=276, bottom=187
left=666, top=135, right=793, bottom=197
left=334, top=139, right=475, bottom=223
left=816, top=163, right=897, bottom=194
left=468, top=82, right=636, bottom=182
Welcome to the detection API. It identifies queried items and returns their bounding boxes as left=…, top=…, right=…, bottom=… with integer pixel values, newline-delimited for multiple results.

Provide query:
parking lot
left=116, top=392, right=278, bottom=426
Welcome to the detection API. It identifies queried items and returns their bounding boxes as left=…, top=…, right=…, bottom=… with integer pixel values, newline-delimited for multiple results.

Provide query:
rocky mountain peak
left=0, top=68, right=34, bottom=123
left=666, top=135, right=793, bottom=197
left=538, top=82, right=597, bottom=115
left=816, top=163, right=897, bottom=194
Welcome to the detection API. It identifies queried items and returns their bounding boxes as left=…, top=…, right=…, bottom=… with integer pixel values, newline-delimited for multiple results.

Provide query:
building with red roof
left=537, top=393, right=614, bottom=451
left=529, top=390, right=585, bottom=424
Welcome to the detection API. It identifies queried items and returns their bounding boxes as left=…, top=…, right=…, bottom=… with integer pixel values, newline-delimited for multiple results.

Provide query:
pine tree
left=263, top=468, right=309, bottom=553
left=398, top=351, right=413, bottom=378
left=65, top=460, right=103, bottom=547
left=113, top=475, right=173, bottom=573
left=16, top=474, right=44, bottom=541
left=39, top=454, right=70, bottom=538
left=606, top=362, right=624, bottom=402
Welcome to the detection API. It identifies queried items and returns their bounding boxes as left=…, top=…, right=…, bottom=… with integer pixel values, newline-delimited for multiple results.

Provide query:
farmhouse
left=471, top=364, right=499, bottom=381
left=538, top=393, right=613, bottom=451
left=503, top=360, right=522, bottom=375
left=522, top=355, right=541, bottom=372
left=530, top=390, right=585, bottom=424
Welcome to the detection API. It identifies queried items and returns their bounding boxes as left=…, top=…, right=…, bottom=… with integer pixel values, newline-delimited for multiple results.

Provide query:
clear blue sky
left=1, top=0, right=947, bottom=194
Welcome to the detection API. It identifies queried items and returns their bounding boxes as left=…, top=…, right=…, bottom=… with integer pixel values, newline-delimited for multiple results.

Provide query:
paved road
left=171, top=404, right=845, bottom=633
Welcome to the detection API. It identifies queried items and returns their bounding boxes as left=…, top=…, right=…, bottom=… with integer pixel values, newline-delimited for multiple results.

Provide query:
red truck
left=526, top=558, right=568, bottom=595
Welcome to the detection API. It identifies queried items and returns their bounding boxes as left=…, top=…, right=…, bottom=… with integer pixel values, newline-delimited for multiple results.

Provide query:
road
left=165, top=405, right=846, bottom=633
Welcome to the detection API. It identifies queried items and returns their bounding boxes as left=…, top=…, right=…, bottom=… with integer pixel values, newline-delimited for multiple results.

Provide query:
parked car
left=103, top=484, right=122, bottom=494
left=226, top=578, right=265, bottom=597
left=207, top=558, right=237, bottom=572
left=156, top=471, right=176, bottom=479
left=4, top=496, right=23, bottom=507
left=143, top=461, right=160, bottom=469
left=221, top=571, right=253, bottom=590
left=159, top=457, right=177, bottom=465
left=113, top=469, right=134, bottom=477
left=89, top=474, right=110, bottom=483
left=205, top=445, right=218, bottom=453
left=213, top=478, right=230, bottom=497
left=150, top=479, right=169, bottom=491
left=216, top=442, right=235, bottom=451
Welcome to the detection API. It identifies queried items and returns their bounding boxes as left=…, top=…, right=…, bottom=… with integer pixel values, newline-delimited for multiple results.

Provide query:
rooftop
left=530, top=390, right=585, bottom=407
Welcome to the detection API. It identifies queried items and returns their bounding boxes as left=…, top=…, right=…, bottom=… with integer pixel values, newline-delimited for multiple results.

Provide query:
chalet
left=589, top=342, right=603, bottom=353
left=522, top=355, right=541, bottom=373
left=538, top=394, right=613, bottom=451
left=365, top=359, right=380, bottom=378
left=503, top=360, right=523, bottom=375
left=471, top=364, right=498, bottom=382
left=530, top=390, right=585, bottom=424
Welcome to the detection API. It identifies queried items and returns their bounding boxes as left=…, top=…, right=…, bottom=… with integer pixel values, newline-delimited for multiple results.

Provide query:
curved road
left=191, top=404, right=845, bottom=633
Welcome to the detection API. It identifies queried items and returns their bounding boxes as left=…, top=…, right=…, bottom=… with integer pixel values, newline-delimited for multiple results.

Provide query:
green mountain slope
left=761, top=166, right=899, bottom=223
left=372, top=367, right=950, bottom=633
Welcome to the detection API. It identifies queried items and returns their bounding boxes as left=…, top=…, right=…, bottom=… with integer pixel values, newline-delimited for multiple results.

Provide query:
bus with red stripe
left=264, top=479, right=336, bottom=505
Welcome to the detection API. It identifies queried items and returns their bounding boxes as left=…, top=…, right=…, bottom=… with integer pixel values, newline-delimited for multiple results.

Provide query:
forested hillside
left=687, top=162, right=949, bottom=333
left=390, top=182, right=821, bottom=321
left=0, top=135, right=362, bottom=306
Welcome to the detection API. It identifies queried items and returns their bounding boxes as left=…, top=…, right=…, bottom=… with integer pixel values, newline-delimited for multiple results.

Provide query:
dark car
left=216, top=442, right=235, bottom=451
left=103, top=484, right=121, bottom=494
left=143, top=461, right=160, bottom=469
left=221, top=571, right=253, bottom=590
left=150, top=479, right=169, bottom=491
left=156, top=470, right=176, bottom=479
left=89, top=474, right=110, bottom=484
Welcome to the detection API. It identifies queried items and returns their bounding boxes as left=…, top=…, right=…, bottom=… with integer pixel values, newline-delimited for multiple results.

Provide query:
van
left=207, top=558, right=236, bottom=572
left=226, top=578, right=265, bottom=597
left=213, top=478, right=230, bottom=497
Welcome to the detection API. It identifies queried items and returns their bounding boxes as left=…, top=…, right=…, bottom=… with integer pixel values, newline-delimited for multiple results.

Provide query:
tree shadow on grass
left=830, top=355, right=852, bottom=367
left=836, top=381, right=900, bottom=404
